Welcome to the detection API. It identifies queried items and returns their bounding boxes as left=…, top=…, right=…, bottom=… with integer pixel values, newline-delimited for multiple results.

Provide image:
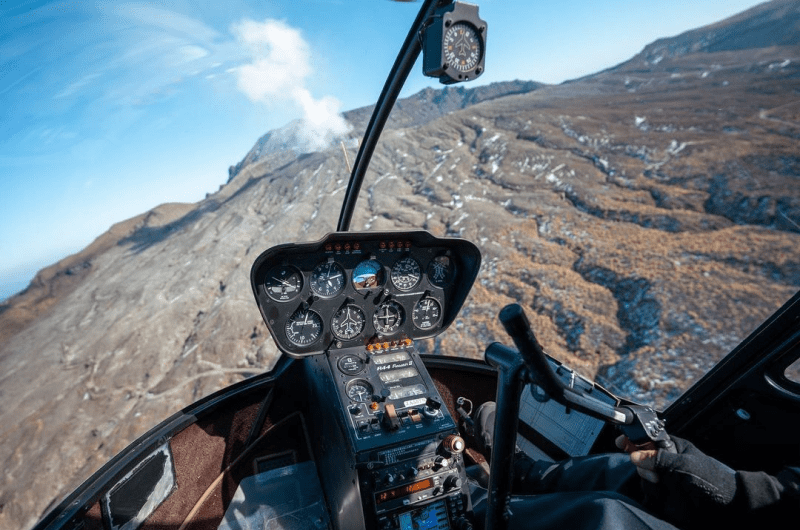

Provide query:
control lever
left=483, top=305, right=677, bottom=530
left=498, top=304, right=675, bottom=452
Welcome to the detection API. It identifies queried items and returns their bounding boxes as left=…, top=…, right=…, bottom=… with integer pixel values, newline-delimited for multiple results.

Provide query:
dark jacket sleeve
left=734, top=466, right=800, bottom=512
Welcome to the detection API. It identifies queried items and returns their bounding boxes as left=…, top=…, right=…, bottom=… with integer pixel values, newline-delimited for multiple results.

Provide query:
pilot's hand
left=616, top=434, right=738, bottom=525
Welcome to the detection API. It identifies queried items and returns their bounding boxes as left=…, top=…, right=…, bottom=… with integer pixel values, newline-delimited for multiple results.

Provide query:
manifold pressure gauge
left=423, top=1, right=487, bottom=85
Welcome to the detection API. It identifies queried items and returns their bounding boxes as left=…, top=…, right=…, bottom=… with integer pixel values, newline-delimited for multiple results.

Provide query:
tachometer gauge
left=285, top=308, right=323, bottom=346
left=353, top=259, right=385, bottom=291
left=346, top=379, right=374, bottom=403
left=412, top=297, right=442, bottom=330
left=373, top=300, right=404, bottom=335
left=310, top=261, right=345, bottom=298
left=332, top=305, right=366, bottom=341
left=427, top=255, right=456, bottom=288
left=264, top=265, right=303, bottom=302
left=391, top=256, right=421, bottom=291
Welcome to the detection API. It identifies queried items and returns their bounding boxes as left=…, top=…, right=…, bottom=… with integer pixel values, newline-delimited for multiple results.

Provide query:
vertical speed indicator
left=412, top=297, right=442, bottom=330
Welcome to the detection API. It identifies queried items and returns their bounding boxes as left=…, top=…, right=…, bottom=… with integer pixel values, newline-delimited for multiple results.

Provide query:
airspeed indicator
left=311, top=261, right=345, bottom=298
left=285, top=308, right=323, bottom=346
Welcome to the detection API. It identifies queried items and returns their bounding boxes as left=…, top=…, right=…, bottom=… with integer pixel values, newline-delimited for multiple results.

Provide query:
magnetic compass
left=422, top=1, right=487, bottom=84
left=443, top=22, right=483, bottom=74
left=332, top=305, right=366, bottom=341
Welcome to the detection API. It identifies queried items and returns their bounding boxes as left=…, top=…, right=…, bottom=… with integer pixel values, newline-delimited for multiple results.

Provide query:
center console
left=306, top=342, right=472, bottom=530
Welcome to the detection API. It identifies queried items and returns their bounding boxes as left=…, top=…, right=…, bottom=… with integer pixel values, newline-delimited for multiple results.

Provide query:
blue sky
left=0, top=0, right=767, bottom=301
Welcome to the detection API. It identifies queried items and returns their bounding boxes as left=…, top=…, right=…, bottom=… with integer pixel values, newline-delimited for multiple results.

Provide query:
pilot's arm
left=617, top=435, right=800, bottom=528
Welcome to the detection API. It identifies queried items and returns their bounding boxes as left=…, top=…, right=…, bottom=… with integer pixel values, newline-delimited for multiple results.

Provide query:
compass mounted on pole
left=422, top=1, right=487, bottom=85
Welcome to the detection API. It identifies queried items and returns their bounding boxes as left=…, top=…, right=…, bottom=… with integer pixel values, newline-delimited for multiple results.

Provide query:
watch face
left=443, top=22, right=482, bottom=73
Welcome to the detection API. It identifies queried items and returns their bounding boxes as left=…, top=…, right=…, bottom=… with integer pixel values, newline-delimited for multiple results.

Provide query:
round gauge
left=427, top=255, right=456, bottom=288
left=443, top=22, right=483, bottom=74
left=373, top=300, right=405, bottom=335
left=331, top=305, right=366, bottom=341
left=310, top=261, right=345, bottom=298
left=346, top=379, right=374, bottom=403
left=391, top=256, right=422, bottom=291
left=284, top=308, right=323, bottom=346
left=338, top=354, right=366, bottom=376
left=353, top=259, right=385, bottom=291
left=264, top=265, right=303, bottom=302
left=412, top=297, right=442, bottom=330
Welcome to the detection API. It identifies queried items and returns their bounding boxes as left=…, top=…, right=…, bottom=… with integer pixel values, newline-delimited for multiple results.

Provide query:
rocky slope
left=1, top=2, right=800, bottom=528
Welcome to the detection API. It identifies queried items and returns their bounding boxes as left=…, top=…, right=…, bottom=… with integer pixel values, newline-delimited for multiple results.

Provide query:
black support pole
left=483, top=342, right=527, bottom=530
left=336, top=0, right=453, bottom=232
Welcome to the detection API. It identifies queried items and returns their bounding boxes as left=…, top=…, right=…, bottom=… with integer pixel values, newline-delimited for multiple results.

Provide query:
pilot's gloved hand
left=618, top=434, right=799, bottom=528
left=616, top=435, right=737, bottom=525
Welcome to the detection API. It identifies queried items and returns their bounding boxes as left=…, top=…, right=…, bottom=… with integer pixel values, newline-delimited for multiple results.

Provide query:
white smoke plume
left=232, top=18, right=352, bottom=152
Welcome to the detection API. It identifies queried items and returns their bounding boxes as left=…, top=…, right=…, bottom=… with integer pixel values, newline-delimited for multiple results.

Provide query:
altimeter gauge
left=373, top=300, right=405, bottom=335
left=264, top=265, right=303, bottom=302
left=332, top=305, right=366, bottom=341
left=391, top=256, right=421, bottom=291
left=412, top=297, right=442, bottom=330
left=311, top=261, right=345, bottom=298
left=285, top=308, right=323, bottom=346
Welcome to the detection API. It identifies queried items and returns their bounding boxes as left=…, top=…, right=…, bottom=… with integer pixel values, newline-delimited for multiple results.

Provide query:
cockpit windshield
left=329, top=1, right=800, bottom=411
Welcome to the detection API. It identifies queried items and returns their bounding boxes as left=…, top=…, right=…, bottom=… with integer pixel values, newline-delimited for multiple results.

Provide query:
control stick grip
left=499, top=304, right=634, bottom=426
left=498, top=304, right=564, bottom=399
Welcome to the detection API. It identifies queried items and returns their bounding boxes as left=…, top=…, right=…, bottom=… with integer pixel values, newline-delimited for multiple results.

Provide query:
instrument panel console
left=252, top=231, right=481, bottom=529
left=250, top=231, right=481, bottom=357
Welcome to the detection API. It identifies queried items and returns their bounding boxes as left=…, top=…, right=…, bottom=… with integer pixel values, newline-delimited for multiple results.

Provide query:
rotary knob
left=442, top=434, right=465, bottom=455
left=444, top=475, right=462, bottom=491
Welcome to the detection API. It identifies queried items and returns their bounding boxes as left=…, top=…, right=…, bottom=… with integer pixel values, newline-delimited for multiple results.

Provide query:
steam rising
left=233, top=19, right=351, bottom=152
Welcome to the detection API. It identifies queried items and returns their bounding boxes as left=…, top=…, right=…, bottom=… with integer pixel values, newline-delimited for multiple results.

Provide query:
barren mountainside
left=1, top=2, right=800, bottom=529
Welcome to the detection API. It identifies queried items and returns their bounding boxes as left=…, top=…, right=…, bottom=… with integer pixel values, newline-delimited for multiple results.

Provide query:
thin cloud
left=231, top=18, right=351, bottom=152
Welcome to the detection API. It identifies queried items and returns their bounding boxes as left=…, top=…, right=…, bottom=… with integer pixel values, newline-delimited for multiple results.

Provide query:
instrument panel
left=250, top=231, right=481, bottom=357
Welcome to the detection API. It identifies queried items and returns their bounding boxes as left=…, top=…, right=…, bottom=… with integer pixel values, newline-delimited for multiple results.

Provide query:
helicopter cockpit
left=246, top=229, right=672, bottom=530
left=30, top=1, right=800, bottom=530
